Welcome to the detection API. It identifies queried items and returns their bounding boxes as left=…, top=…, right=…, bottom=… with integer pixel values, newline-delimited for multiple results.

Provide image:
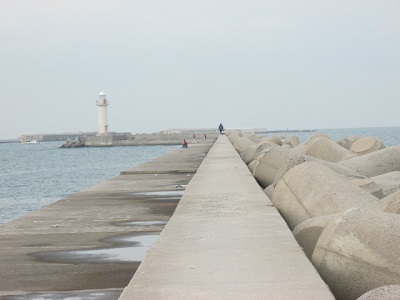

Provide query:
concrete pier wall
left=62, top=131, right=219, bottom=147
left=228, top=130, right=400, bottom=300
left=118, top=135, right=334, bottom=299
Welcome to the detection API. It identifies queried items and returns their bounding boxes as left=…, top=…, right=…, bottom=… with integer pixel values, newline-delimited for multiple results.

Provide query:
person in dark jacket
left=218, top=123, right=224, bottom=134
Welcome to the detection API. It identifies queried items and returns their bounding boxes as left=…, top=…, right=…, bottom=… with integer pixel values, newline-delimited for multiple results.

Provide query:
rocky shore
left=228, top=130, right=400, bottom=300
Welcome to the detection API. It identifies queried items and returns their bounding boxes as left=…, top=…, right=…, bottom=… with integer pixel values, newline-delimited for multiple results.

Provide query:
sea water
left=1, top=127, right=400, bottom=225
left=0, top=142, right=177, bottom=224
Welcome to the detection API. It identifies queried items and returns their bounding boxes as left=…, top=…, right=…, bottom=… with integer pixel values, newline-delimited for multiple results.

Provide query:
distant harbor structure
left=57, top=92, right=219, bottom=148
left=96, top=92, right=109, bottom=136
left=19, top=91, right=218, bottom=148
left=18, top=132, right=96, bottom=143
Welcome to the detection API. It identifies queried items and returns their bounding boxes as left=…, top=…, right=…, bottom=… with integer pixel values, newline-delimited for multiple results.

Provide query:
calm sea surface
left=1, top=126, right=400, bottom=225
left=0, top=142, right=177, bottom=224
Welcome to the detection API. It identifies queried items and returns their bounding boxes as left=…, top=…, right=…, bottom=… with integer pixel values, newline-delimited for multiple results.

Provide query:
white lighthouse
left=96, top=92, right=109, bottom=135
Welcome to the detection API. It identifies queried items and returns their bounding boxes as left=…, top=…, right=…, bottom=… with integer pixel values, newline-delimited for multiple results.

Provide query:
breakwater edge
left=229, top=125, right=400, bottom=299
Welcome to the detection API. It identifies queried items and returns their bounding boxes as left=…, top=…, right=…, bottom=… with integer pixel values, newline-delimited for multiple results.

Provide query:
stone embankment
left=228, top=131, right=400, bottom=300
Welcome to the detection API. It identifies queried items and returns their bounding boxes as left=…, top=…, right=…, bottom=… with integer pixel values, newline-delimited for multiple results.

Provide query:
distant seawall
left=61, top=131, right=219, bottom=148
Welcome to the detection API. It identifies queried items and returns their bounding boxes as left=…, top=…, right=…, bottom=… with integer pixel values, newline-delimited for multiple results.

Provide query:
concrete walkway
left=119, top=135, right=335, bottom=300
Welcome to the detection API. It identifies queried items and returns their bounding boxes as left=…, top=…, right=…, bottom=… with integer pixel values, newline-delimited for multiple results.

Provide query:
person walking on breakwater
left=182, top=139, right=188, bottom=148
left=218, top=123, right=224, bottom=134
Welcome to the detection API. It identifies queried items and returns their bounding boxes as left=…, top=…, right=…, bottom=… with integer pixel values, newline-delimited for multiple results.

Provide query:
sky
left=1, top=0, right=399, bottom=139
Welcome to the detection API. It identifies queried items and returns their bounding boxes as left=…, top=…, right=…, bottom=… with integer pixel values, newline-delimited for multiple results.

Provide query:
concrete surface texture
left=272, top=153, right=310, bottom=187
left=371, top=171, right=400, bottom=197
left=356, top=285, right=400, bottom=300
left=293, top=133, right=330, bottom=154
left=338, top=145, right=400, bottom=177
left=292, top=213, right=339, bottom=259
left=282, top=135, right=300, bottom=147
left=304, top=137, right=350, bottom=162
left=251, top=141, right=280, bottom=163
left=350, top=136, right=385, bottom=156
left=245, top=142, right=281, bottom=175
left=247, top=159, right=258, bottom=174
left=350, top=178, right=384, bottom=199
left=247, top=133, right=264, bottom=143
left=312, top=208, right=400, bottom=300
left=295, top=209, right=400, bottom=299
left=0, top=141, right=213, bottom=299
left=383, top=190, right=400, bottom=214
left=272, top=153, right=366, bottom=188
left=232, top=135, right=255, bottom=154
left=337, top=135, right=360, bottom=150
left=226, top=131, right=240, bottom=144
left=263, top=184, right=274, bottom=199
left=272, top=161, right=385, bottom=229
left=240, top=142, right=259, bottom=164
left=253, top=145, right=292, bottom=188
left=264, top=135, right=283, bottom=146
left=118, top=135, right=334, bottom=300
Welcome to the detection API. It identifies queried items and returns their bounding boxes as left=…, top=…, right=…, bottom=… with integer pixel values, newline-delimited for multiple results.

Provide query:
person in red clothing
left=182, top=139, right=188, bottom=148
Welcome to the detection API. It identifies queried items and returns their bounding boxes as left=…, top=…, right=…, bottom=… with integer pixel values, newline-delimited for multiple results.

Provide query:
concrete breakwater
left=60, top=131, right=218, bottom=148
left=0, top=141, right=213, bottom=299
left=228, top=130, right=400, bottom=300
left=118, top=135, right=334, bottom=299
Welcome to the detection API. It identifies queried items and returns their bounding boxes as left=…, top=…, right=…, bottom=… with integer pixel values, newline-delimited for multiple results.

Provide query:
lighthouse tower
left=96, top=92, right=109, bottom=135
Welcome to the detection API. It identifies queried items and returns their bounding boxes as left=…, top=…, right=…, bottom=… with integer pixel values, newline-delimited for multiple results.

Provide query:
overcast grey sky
left=1, top=0, right=399, bottom=139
